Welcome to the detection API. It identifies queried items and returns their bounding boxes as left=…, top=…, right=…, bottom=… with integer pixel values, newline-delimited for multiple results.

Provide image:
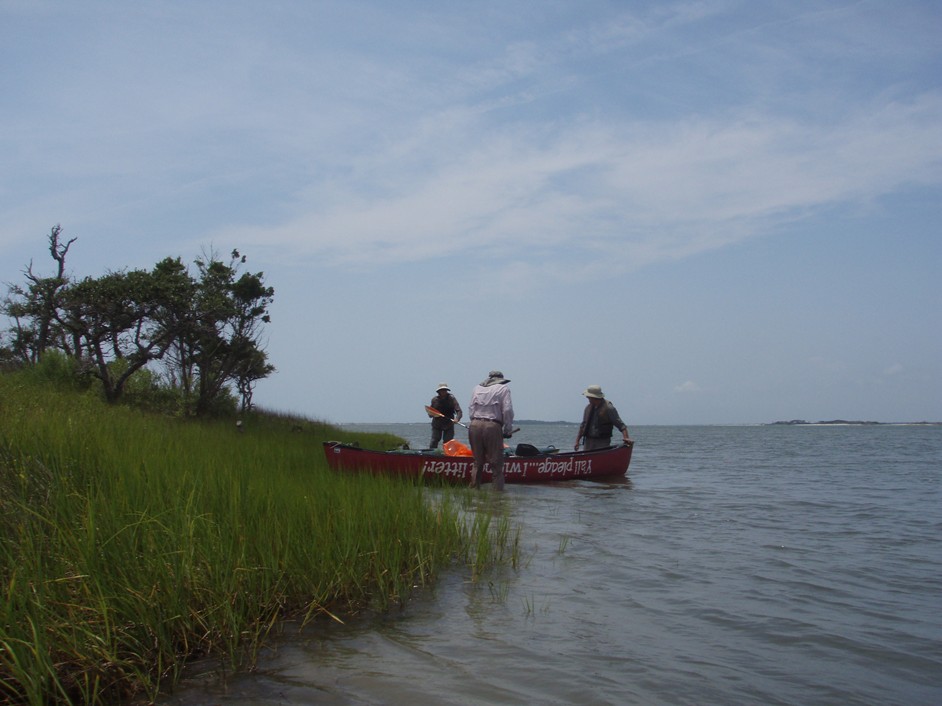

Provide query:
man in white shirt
left=468, top=370, right=514, bottom=491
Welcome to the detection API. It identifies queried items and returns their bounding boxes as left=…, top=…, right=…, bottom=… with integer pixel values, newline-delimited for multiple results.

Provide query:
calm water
left=164, top=424, right=942, bottom=705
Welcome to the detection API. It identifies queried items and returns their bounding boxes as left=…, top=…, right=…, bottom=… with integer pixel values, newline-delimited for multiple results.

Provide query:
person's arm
left=501, top=388, right=514, bottom=437
left=610, top=403, right=631, bottom=442
left=575, top=406, right=588, bottom=449
left=452, top=395, right=463, bottom=422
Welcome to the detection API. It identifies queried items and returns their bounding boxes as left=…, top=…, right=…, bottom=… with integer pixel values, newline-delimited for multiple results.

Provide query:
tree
left=234, top=346, right=274, bottom=413
left=1, top=225, right=76, bottom=363
left=3, top=230, right=276, bottom=413
left=163, top=249, right=274, bottom=415
left=56, top=264, right=187, bottom=403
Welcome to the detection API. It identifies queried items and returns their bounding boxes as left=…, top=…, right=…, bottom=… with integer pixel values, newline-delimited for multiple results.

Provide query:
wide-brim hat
left=481, top=370, right=510, bottom=386
left=583, top=384, right=604, bottom=399
left=436, top=383, right=450, bottom=392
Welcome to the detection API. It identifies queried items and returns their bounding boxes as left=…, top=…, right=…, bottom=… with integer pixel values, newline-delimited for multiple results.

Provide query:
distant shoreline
left=766, top=420, right=941, bottom=426
left=346, top=420, right=941, bottom=427
left=522, top=419, right=942, bottom=426
left=515, top=419, right=577, bottom=425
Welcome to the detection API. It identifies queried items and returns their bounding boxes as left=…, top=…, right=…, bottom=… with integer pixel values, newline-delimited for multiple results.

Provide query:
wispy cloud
left=217, top=91, right=942, bottom=282
left=674, top=381, right=703, bottom=393
left=4, top=0, right=941, bottom=285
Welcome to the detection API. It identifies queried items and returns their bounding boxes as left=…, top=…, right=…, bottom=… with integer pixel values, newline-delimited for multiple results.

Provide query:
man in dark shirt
left=575, top=385, right=631, bottom=451
left=428, top=383, right=462, bottom=449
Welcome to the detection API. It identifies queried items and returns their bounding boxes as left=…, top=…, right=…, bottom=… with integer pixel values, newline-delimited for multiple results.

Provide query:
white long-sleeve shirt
left=468, top=382, right=514, bottom=436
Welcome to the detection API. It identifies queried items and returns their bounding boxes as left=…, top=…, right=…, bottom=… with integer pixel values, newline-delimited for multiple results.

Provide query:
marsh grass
left=0, top=372, right=518, bottom=704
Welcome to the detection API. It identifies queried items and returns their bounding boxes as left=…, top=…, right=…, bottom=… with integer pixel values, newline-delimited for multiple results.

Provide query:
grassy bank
left=0, top=371, right=517, bottom=704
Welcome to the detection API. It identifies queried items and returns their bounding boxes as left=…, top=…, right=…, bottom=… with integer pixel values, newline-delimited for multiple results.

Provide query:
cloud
left=884, top=363, right=904, bottom=376
left=4, top=0, right=942, bottom=290
left=674, top=381, right=702, bottom=393
left=215, top=91, right=942, bottom=283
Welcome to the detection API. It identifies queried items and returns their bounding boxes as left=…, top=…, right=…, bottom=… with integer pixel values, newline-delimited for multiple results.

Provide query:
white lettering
left=420, top=455, right=597, bottom=481
left=421, top=460, right=468, bottom=478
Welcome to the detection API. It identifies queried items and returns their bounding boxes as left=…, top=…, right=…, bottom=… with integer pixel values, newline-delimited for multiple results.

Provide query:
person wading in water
left=574, top=385, right=631, bottom=451
left=468, top=370, right=514, bottom=490
left=427, top=382, right=462, bottom=449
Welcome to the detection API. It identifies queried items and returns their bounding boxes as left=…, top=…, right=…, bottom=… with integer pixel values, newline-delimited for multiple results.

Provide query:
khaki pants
left=468, top=419, right=505, bottom=490
left=584, top=436, right=613, bottom=451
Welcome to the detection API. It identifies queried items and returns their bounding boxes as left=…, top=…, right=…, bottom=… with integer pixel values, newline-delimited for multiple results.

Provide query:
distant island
left=516, top=419, right=577, bottom=425
left=768, top=419, right=940, bottom=426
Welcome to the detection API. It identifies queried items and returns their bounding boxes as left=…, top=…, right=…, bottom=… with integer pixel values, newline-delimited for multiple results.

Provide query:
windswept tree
left=56, top=261, right=192, bottom=403
left=164, top=249, right=274, bottom=415
left=1, top=225, right=76, bottom=363
left=234, top=345, right=274, bottom=412
left=3, top=229, right=275, bottom=413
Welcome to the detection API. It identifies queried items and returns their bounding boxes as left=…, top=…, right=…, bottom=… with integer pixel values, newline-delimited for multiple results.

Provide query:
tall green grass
left=0, top=371, right=517, bottom=704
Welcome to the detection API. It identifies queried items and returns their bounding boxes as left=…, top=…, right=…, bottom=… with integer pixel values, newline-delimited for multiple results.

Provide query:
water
left=163, top=424, right=942, bottom=705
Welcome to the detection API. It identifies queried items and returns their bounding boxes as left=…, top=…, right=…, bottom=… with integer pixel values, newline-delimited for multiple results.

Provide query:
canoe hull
left=322, top=441, right=633, bottom=484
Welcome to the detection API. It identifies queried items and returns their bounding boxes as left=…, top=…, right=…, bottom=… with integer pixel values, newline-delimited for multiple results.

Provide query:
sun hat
left=582, top=385, right=604, bottom=399
left=481, top=370, right=510, bottom=386
left=436, top=383, right=450, bottom=392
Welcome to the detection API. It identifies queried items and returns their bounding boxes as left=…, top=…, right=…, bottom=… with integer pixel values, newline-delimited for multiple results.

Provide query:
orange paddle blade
left=425, top=405, right=468, bottom=428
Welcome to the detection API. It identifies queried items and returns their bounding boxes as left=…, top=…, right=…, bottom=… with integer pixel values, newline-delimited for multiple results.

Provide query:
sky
left=2, top=0, right=940, bottom=425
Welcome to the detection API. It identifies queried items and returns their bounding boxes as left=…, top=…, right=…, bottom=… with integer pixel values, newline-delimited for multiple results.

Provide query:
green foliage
left=58, top=263, right=193, bottom=403
left=0, top=371, right=517, bottom=704
left=24, top=350, right=89, bottom=390
left=0, top=342, right=17, bottom=372
left=178, top=249, right=275, bottom=415
left=108, top=359, right=183, bottom=415
left=2, top=228, right=276, bottom=415
left=1, top=225, right=75, bottom=364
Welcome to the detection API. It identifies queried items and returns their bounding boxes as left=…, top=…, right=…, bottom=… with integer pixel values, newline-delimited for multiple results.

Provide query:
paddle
left=425, top=405, right=520, bottom=435
left=425, top=405, right=469, bottom=428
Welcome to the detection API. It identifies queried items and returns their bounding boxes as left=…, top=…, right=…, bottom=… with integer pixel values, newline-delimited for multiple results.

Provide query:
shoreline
left=767, top=419, right=941, bottom=426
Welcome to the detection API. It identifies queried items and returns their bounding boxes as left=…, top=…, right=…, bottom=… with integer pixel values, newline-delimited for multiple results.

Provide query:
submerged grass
left=0, top=372, right=518, bottom=704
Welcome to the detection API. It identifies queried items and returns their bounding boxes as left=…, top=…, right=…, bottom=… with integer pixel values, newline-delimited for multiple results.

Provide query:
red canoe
left=322, top=440, right=633, bottom=484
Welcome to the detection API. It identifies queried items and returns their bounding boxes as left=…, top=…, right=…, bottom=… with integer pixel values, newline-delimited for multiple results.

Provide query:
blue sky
left=2, top=0, right=940, bottom=424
